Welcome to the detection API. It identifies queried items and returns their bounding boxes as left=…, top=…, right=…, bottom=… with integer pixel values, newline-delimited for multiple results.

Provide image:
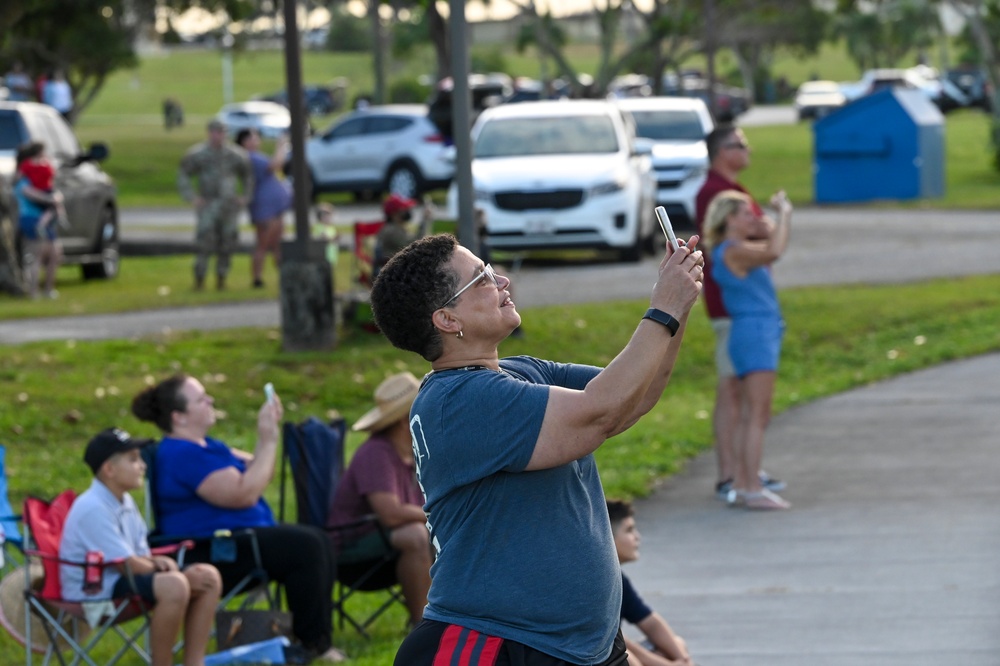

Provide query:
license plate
left=525, top=218, right=555, bottom=234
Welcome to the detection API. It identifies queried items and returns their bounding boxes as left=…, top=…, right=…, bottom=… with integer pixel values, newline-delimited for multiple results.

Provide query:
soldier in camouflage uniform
left=177, top=119, right=252, bottom=290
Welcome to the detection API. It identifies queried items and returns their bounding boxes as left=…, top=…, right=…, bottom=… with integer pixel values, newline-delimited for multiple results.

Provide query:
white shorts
left=710, top=317, right=736, bottom=379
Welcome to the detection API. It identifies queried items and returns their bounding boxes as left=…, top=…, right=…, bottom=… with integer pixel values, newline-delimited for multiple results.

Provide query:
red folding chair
left=2, top=490, right=188, bottom=666
left=353, top=220, right=384, bottom=289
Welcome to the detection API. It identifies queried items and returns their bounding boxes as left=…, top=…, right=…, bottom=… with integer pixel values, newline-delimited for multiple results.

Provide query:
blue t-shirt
left=411, top=356, right=621, bottom=664
left=620, top=573, right=653, bottom=625
left=14, top=177, right=50, bottom=240
left=154, top=436, right=275, bottom=538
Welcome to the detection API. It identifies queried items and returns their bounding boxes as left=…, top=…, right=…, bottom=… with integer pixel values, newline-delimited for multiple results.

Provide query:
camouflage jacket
left=177, top=142, right=252, bottom=203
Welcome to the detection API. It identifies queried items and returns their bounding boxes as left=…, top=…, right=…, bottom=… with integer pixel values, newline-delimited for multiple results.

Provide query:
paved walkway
left=626, top=353, right=1000, bottom=665
left=3, top=207, right=999, bottom=664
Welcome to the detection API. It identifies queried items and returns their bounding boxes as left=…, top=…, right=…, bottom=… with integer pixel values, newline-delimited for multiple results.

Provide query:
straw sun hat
left=352, top=372, right=420, bottom=432
left=0, top=563, right=89, bottom=653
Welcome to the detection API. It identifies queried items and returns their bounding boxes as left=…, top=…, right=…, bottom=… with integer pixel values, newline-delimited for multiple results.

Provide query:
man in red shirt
left=695, top=124, right=784, bottom=501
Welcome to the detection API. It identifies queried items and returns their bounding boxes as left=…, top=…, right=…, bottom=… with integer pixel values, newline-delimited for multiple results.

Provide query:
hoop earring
left=456, top=330, right=464, bottom=340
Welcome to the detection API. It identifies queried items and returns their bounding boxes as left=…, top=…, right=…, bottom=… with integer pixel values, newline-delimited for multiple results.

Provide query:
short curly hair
left=371, top=234, right=461, bottom=361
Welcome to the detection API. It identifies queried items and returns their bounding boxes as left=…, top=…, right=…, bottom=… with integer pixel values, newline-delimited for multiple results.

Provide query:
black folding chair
left=280, top=416, right=405, bottom=639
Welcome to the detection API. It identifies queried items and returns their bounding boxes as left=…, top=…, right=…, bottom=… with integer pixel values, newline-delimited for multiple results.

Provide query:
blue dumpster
left=814, top=88, right=944, bottom=203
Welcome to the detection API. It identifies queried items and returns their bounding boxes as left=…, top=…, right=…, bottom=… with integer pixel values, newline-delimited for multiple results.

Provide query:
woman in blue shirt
left=132, top=374, right=345, bottom=664
left=703, top=189, right=793, bottom=511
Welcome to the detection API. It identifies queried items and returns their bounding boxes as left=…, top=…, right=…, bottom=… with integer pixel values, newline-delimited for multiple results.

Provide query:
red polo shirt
left=695, top=169, right=764, bottom=319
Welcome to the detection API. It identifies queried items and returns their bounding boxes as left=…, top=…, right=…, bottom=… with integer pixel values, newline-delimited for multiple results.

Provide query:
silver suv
left=302, top=104, right=454, bottom=201
left=0, top=101, right=119, bottom=279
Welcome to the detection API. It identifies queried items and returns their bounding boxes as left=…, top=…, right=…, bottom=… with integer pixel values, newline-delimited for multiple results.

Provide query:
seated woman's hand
left=257, top=392, right=283, bottom=447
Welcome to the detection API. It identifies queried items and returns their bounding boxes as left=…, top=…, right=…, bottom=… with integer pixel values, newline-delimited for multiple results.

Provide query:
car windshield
left=474, top=114, right=619, bottom=158
left=627, top=110, right=704, bottom=141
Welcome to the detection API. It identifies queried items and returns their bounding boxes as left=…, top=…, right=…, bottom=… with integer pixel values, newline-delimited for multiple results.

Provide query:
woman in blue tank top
left=703, top=189, right=793, bottom=511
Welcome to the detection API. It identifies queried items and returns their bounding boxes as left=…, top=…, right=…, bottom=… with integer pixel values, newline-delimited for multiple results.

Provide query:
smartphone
left=264, top=383, right=275, bottom=404
left=654, top=206, right=680, bottom=251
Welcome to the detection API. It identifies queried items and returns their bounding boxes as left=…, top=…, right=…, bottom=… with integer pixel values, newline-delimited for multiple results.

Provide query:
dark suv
left=0, top=101, right=119, bottom=280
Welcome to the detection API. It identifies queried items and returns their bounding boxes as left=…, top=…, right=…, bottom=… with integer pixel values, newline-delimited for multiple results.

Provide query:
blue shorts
left=19, top=214, right=56, bottom=242
left=729, top=316, right=785, bottom=377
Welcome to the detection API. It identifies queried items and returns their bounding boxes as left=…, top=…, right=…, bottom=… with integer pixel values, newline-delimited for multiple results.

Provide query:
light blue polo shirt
left=59, top=479, right=150, bottom=601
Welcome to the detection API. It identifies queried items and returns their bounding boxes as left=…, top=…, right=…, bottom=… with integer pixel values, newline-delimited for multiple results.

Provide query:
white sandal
left=744, top=488, right=791, bottom=511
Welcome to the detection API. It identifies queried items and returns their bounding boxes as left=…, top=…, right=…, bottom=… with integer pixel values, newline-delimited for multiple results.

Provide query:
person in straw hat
left=327, top=371, right=431, bottom=628
left=370, top=233, right=703, bottom=666
left=59, top=427, right=222, bottom=666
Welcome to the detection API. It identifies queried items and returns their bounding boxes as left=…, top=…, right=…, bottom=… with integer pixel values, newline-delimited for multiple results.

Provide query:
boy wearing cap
left=374, top=194, right=434, bottom=275
left=60, top=428, right=222, bottom=666
left=327, top=372, right=431, bottom=627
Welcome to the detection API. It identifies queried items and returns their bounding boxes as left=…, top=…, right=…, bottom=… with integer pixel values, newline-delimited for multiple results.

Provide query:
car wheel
left=386, top=162, right=423, bottom=200
left=81, top=206, right=119, bottom=280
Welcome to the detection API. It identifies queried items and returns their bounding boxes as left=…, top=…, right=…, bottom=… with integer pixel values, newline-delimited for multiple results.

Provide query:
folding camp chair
left=352, top=220, right=385, bottom=289
left=280, top=416, right=405, bottom=639
left=0, top=444, right=24, bottom=573
left=139, top=443, right=277, bottom=612
left=4, top=490, right=189, bottom=666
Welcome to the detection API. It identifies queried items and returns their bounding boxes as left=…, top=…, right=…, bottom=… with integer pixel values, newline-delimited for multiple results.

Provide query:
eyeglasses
left=722, top=141, right=749, bottom=150
left=441, top=264, right=499, bottom=308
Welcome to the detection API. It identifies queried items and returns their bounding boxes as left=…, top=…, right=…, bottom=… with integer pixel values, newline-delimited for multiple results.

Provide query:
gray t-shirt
left=410, top=356, right=621, bottom=664
left=59, top=479, right=150, bottom=601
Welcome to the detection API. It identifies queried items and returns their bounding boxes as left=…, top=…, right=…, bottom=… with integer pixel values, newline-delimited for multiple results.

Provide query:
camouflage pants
left=193, top=199, right=240, bottom=281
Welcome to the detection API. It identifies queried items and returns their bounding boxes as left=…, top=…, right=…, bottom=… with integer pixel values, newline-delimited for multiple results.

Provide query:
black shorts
left=394, top=619, right=628, bottom=666
left=111, top=572, right=156, bottom=605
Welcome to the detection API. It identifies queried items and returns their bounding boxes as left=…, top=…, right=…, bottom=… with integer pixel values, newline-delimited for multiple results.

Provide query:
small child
left=60, top=428, right=222, bottom=666
left=608, top=499, right=694, bottom=666
left=16, top=141, right=67, bottom=235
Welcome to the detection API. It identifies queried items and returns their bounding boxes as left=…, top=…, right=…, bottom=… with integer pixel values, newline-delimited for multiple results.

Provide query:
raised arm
left=724, top=190, right=792, bottom=274
left=526, top=239, right=704, bottom=471
left=196, top=396, right=283, bottom=509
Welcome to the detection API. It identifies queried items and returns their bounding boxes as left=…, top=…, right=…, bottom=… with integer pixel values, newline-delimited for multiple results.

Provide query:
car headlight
left=688, top=166, right=708, bottom=180
left=590, top=177, right=627, bottom=197
left=474, top=188, right=492, bottom=203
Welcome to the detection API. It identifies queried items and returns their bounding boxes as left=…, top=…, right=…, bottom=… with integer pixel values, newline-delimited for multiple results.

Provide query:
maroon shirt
left=695, top=169, right=764, bottom=319
left=327, top=433, right=424, bottom=539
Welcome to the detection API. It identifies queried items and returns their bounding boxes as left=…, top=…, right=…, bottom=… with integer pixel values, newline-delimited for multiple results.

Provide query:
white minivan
left=452, top=100, right=657, bottom=262
left=616, top=96, right=714, bottom=225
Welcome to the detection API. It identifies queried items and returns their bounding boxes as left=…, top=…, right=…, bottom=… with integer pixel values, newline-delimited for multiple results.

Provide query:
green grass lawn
left=3, top=273, right=1000, bottom=663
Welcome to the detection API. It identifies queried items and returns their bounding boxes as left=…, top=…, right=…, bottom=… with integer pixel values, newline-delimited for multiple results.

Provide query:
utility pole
left=449, top=0, right=477, bottom=251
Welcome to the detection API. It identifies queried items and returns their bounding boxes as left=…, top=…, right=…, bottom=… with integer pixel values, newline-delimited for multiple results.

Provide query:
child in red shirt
left=17, top=145, right=66, bottom=234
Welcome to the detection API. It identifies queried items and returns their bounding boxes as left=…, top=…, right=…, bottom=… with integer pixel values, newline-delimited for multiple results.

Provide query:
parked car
left=846, top=67, right=968, bottom=112
left=256, top=82, right=346, bottom=117
left=427, top=73, right=513, bottom=142
left=794, top=80, right=847, bottom=120
left=449, top=100, right=656, bottom=262
left=302, top=104, right=453, bottom=200
left=0, top=101, right=119, bottom=279
left=661, top=73, right=752, bottom=120
left=214, top=101, right=291, bottom=139
left=946, top=66, right=993, bottom=111
left=616, top=96, right=714, bottom=225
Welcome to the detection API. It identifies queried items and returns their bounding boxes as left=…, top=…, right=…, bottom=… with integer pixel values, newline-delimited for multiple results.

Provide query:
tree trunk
left=949, top=0, right=1000, bottom=169
left=0, top=179, right=26, bottom=297
left=369, top=0, right=386, bottom=104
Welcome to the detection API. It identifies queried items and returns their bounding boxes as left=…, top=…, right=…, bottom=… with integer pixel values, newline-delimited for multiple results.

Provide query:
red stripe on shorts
left=433, top=624, right=464, bottom=666
left=433, top=625, right=504, bottom=666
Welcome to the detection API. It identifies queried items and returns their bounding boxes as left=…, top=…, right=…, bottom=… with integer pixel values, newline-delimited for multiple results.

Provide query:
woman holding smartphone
left=702, top=189, right=793, bottom=510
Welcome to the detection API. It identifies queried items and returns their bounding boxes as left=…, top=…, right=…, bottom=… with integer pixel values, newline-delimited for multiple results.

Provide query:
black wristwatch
left=642, top=308, right=680, bottom=336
